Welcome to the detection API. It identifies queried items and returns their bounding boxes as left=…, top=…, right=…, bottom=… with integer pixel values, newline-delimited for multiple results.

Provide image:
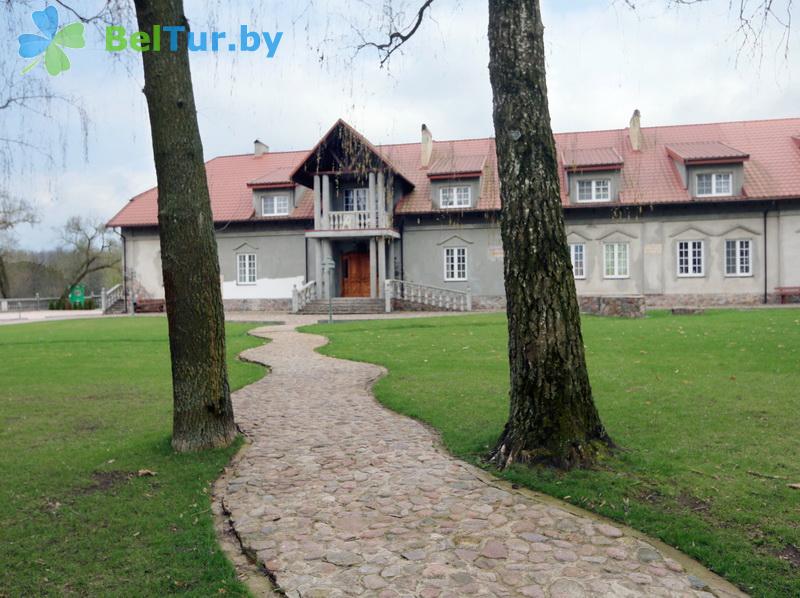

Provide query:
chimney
left=254, top=139, right=269, bottom=157
left=628, top=109, right=642, bottom=151
left=420, top=124, right=433, bottom=168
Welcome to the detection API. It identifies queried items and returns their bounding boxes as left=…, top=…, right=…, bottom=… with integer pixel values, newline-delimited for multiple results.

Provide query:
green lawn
left=306, top=309, right=800, bottom=598
left=0, top=318, right=266, bottom=597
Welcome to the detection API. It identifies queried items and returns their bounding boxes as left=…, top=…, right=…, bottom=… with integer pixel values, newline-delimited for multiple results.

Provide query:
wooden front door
left=341, top=252, right=371, bottom=297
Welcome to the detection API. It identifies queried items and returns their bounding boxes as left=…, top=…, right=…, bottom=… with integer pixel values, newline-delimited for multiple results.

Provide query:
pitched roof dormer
left=561, top=147, right=624, bottom=173
left=665, top=141, right=749, bottom=166
left=426, top=154, right=486, bottom=180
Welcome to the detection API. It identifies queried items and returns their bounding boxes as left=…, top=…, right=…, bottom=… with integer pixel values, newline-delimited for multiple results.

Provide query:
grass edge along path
left=304, top=309, right=800, bottom=598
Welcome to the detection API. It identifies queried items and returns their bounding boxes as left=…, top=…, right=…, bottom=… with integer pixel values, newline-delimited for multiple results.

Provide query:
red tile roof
left=665, top=141, right=749, bottom=163
left=560, top=147, right=623, bottom=170
left=108, top=117, right=800, bottom=227
left=427, top=154, right=487, bottom=177
left=248, top=166, right=295, bottom=187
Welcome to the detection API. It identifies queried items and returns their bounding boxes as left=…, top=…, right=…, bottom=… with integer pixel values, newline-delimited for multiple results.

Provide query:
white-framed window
left=677, top=240, right=705, bottom=277
left=236, top=253, right=257, bottom=285
left=440, top=186, right=472, bottom=209
left=569, top=243, right=586, bottom=279
left=695, top=172, right=732, bottom=197
left=576, top=178, right=611, bottom=202
left=444, top=247, right=468, bottom=281
left=603, top=242, right=629, bottom=278
left=725, top=239, right=752, bottom=276
left=261, top=195, right=290, bottom=216
left=343, top=188, right=368, bottom=211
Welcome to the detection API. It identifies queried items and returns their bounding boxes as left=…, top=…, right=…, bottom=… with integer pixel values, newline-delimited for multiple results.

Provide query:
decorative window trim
left=603, top=242, right=630, bottom=279
left=725, top=238, right=753, bottom=277
left=261, top=194, right=290, bottom=216
left=676, top=239, right=705, bottom=277
left=576, top=178, right=612, bottom=203
left=343, top=188, right=368, bottom=212
left=236, top=253, right=257, bottom=285
left=695, top=172, right=733, bottom=197
left=569, top=243, right=586, bottom=279
left=444, top=246, right=468, bottom=281
left=440, top=186, right=472, bottom=209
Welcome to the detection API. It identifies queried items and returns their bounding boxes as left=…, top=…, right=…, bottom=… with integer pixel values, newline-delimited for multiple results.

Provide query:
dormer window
left=440, top=186, right=472, bottom=209
left=696, top=172, right=732, bottom=197
left=577, top=179, right=611, bottom=202
left=262, top=194, right=289, bottom=216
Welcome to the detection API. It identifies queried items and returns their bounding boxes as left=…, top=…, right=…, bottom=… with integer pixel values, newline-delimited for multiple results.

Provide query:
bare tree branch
left=355, top=0, right=436, bottom=65
left=0, top=192, right=38, bottom=231
left=58, top=216, right=120, bottom=297
left=622, top=0, right=796, bottom=59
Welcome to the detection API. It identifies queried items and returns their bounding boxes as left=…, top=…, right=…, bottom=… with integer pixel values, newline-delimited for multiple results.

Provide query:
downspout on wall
left=117, top=228, right=128, bottom=313
left=399, top=219, right=405, bottom=281
left=763, top=208, right=768, bottom=304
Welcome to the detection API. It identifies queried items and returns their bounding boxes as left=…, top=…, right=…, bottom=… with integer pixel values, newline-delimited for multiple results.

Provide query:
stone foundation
left=471, top=295, right=507, bottom=311
left=644, top=293, right=768, bottom=308
left=579, top=295, right=646, bottom=318
left=223, top=298, right=291, bottom=312
left=392, top=295, right=507, bottom=312
left=391, top=299, right=442, bottom=312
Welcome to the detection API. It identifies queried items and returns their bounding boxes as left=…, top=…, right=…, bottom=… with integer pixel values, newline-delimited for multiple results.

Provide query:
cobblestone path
left=218, top=319, right=744, bottom=598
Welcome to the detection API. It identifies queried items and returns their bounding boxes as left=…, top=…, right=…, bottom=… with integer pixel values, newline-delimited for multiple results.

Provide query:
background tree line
left=0, top=208, right=121, bottom=299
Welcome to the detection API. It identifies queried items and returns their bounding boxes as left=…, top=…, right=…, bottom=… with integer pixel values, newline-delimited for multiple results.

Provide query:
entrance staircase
left=298, top=297, right=385, bottom=315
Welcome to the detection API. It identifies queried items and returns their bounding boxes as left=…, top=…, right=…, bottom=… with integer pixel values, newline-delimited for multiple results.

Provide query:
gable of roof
left=108, top=117, right=800, bottom=228
left=289, top=119, right=413, bottom=189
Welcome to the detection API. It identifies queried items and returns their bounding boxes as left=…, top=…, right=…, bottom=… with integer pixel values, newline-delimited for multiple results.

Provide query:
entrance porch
left=307, top=235, right=397, bottom=300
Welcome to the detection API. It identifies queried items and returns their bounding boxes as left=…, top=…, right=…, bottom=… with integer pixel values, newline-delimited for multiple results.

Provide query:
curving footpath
left=217, top=317, right=746, bottom=598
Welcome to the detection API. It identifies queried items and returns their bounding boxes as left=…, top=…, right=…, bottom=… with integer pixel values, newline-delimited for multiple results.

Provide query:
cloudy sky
left=3, top=0, right=798, bottom=249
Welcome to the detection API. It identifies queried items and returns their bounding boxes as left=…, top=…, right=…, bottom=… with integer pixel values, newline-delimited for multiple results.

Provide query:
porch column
left=388, top=238, right=396, bottom=280
left=369, top=238, right=377, bottom=298
left=314, top=239, right=323, bottom=299
left=377, top=237, right=386, bottom=298
left=322, top=174, right=331, bottom=229
left=368, top=172, right=376, bottom=228
left=377, top=171, right=386, bottom=228
left=313, top=175, right=321, bottom=229
left=322, top=240, right=333, bottom=299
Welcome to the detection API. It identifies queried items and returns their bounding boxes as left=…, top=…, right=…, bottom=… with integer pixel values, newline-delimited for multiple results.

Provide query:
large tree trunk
left=487, top=0, right=611, bottom=469
left=134, top=0, right=237, bottom=452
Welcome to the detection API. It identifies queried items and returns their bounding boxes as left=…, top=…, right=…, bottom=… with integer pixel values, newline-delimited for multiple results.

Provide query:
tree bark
left=134, top=0, right=237, bottom=452
left=487, top=0, right=611, bottom=469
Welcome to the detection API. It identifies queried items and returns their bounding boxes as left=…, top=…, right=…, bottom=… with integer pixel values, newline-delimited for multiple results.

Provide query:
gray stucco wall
left=121, top=201, right=800, bottom=309
left=401, top=221, right=504, bottom=296
left=123, top=223, right=311, bottom=300
left=564, top=204, right=797, bottom=302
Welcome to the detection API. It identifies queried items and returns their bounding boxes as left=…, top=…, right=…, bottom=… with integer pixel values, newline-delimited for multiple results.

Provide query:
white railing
left=329, top=210, right=372, bottom=231
left=292, top=280, right=317, bottom=313
left=385, top=279, right=472, bottom=313
left=102, top=284, right=124, bottom=313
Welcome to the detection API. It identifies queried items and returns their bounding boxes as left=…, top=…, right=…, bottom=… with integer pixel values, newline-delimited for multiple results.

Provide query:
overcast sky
left=4, top=0, right=798, bottom=249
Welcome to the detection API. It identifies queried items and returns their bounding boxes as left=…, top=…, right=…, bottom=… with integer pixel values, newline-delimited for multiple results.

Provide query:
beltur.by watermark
left=106, top=25, right=283, bottom=57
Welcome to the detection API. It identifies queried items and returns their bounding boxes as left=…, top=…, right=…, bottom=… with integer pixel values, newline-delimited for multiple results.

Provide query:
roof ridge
left=555, top=116, right=800, bottom=137
left=203, top=118, right=800, bottom=160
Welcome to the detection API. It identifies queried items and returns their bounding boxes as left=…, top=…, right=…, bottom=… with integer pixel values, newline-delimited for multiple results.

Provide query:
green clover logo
left=18, top=6, right=85, bottom=76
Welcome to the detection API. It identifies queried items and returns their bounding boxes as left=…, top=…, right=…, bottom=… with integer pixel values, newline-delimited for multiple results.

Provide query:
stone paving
left=218, top=318, right=746, bottom=598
